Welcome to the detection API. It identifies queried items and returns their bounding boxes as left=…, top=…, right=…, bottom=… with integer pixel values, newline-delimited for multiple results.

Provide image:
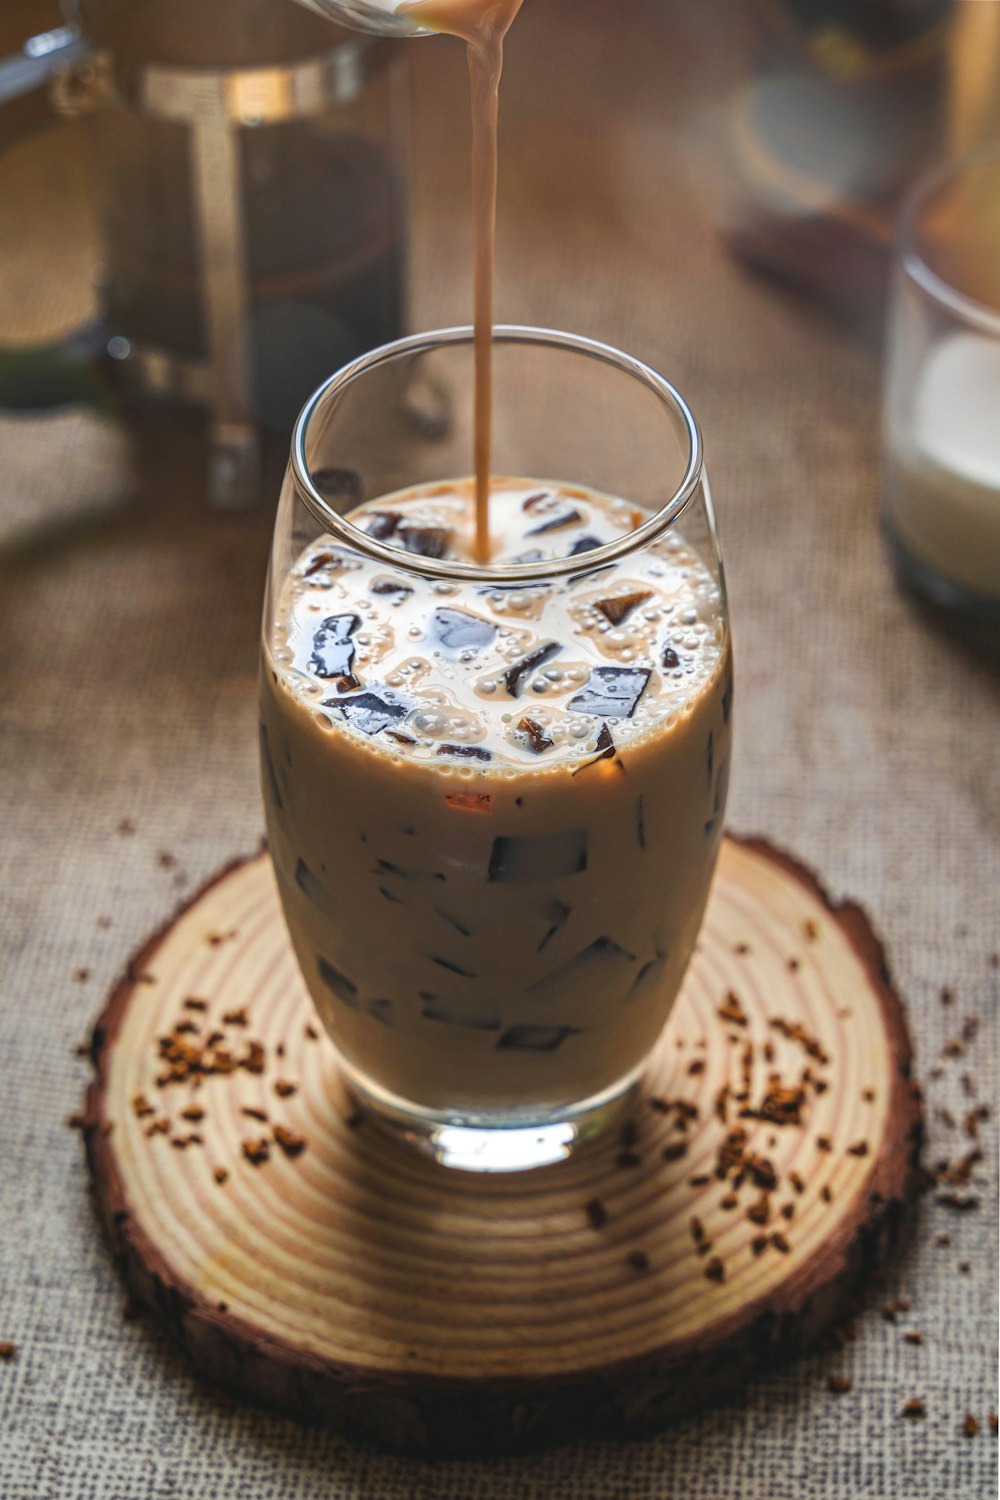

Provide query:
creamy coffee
left=261, top=480, right=732, bottom=1114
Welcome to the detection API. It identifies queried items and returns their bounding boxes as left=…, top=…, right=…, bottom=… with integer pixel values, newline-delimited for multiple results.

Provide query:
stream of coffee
left=400, top=0, right=525, bottom=562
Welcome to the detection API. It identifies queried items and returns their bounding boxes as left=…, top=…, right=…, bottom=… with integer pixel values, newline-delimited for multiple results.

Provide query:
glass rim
left=290, top=324, right=705, bottom=585
left=898, top=143, right=1000, bottom=337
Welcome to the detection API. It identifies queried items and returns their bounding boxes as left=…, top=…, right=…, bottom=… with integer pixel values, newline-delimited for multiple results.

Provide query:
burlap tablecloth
left=1, top=1, right=996, bottom=1494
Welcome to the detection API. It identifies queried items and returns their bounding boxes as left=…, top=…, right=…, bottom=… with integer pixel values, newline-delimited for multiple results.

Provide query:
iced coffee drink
left=261, top=477, right=732, bottom=1140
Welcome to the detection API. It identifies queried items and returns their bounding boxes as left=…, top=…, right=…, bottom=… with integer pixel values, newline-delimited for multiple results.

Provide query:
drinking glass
left=882, top=147, right=1000, bottom=615
left=260, top=326, right=733, bottom=1171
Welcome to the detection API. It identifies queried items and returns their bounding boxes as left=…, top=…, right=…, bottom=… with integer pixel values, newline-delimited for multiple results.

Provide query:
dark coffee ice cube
left=594, top=591, right=651, bottom=626
left=429, top=954, right=478, bottom=978
left=569, top=534, right=602, bottom=556
left=528, top=935, right=637, bottom=996
left=309, top=614, right=360, bottom=680
left=518, top=716, right=554, bottom=754
left=317, top=956, right=358, bottom=1008
left=363, top=511, right=401, bottom=541
left=662, top=645, right=680, bottom=670
left=398, top=523, right=451, bottom=558
left=636, top=795, right=646, bottom=850
left=570, top=722, right=616, bottom=776
left=366, top=998, right=394, bottom=1026
left=521, top=491, right=549, bottom=511
left=430, top=607, right=496, bottom=655
left=722, top=661, right=734, bottom=723
left=434, top=907, right=471, bottom=937
left=385, top=729, right=416, bottom=746
left=294, top=859, right=336, bottom=918
left=714, top=753, right=730, bottom=813
left=422, top=999, right=500, bottom=1031
left=526, top=508, right=583, bottom=535
left=436, top=743, right=492, bottom=762
left=329, top=687, right=409, bottom=737
left=503, top=641, right=561, bottom=697
left=628, top=954, right=666, bottom=1001
left=497, top=1025, right=581, bottom=1052
left=303, top=552, right=335, bottom=578
left=569, top=666, right=650, bottom=719
left=706, top=729, right=714, bottom=782
left=536, top=897, right=570, bottom=952
left=488, top=829, right=587, bottom=883
left=370, top=576, right=413, bottom=597
left=312, top=467, right=364, bottom=506
left=259, top=722, right=282, bottom=811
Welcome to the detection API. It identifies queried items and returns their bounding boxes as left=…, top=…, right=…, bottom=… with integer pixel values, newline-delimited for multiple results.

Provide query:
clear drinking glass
left=260, top=326, right=733, bottom=1171
left=882, top=147, right=1000, bottom=616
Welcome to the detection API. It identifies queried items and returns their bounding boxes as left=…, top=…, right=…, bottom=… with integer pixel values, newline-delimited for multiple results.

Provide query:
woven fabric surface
left=1, top=1, right=997, bottom=1495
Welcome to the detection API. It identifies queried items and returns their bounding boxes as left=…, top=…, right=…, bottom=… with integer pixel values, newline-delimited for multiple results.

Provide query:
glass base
left=884, top=519, right=1000, bottom=621
left=338, top=1059, right=645, bottom=1173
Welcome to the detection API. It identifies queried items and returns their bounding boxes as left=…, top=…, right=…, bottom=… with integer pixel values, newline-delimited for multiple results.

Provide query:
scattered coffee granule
left=73, top=967, right=90, bottom=983
left=145, top=1119, right=169, bottom=1137
left=171, top=1137, right=189, bottom=1150
left=689, top=1216, right=706, bottom=1243
left=990, top=952, right=999, bottom=970
left=897, top=1297, right=911, bottom=1312
left=828, top=1375, right=852, bottom=1394
left=276, top=1042, right=286, bottom=1059
left=96, top=915, right=112, bottom=929
left=183, top=997, right=208, bottom=1013
left=935, top=1233, right=952, bottom=1248
left=273, top=1125, right=306, bottom=1158
left=847, top=1140, right=869, bottom=1158
left=963, top=1415, right=979, bottom=1438
left=718, top=992, right=748, bottom=1027
left=619, top=1118, right=639, bottom=1148
left=904, top=1331, right=923, bottom=1346
left=627, top=1250, right=650, bottom=1273
left=585, top=1198, right=608, bottom=1230
left=935, top=1107, right=957, bottom=1129
left=73, top=1040, right=91, bottom=1058
left=936, top=1192, right=980, bottom=1212
left=988, top=1413, right=998, bottom=1434
left=242, top=1137, right=270, bottom=1165
left=719, top=1192, right=738, bottom=1211
left=862, top=1088, right=875, bottom=1103
left=207, top=930, right=237, bottom=947
left=241, top=1107, right=268, bottom=1123
left=274, top=1080, right=297, bottom=1099
left=213, top=1167, right=228, bottom=1185
left=0, top=1342, right=16, bottom=1362
left=780, top=1203, right=795, bottom=1222
left=688, top=1174, right=710, bottom=1187
left=687, top=1059, right=705, bottom=1076
left=787, top=957, right=800, bottom=973
left=734, top=942, right=750, bottom=955
left=344, top=1110, right=363, bottom=1129
left=901, top=1398, right=925, bottom=1420
left=662, top=1141, right=687, bottom=1163
left=789, top=1170, right=805, bottom=1195
left=746, top=1080, right=806, bottom=1127
left=181, top=1106, right=204, bottom=1123
left=132, top=1094, right=154, bottom=1119
left=174, top=1020, right=199, bottom=1037
left=928, top=1066, right=944, bottom=1081
left=770, top=1232, right=791, bottom=1254
left=714, top=1084, right=730, bottom=1123
left=222, top=1008, right=248, bottom=1027
left=940, top=986, right=954, bottom=1006
left=882, top=1303, right=898, bottom=1324
left=305, top=1024, right=319, bottom=1041
left=100, top=1121, right=114, bottom=1136
left=117, top=818, right=136, bottom=836
left=156, top=850, right=176, bottom=869
left=617, top=1150, right=641, bottom=1168
left=703, top=1257, right=725, bottom=1283
left=958, top=1261, right=970, bottom=1275
left=803, top=919, right=819, bottom=941
left=747, top=1193, right=771, bottom=1227
left=816, top=1135, right=833, bottom=1152
left=648, top=1096, right=671, bottom=1114
left=751, top=1235, right=769, bottom=1257
left=943, top=1039, right=964, bottom=1058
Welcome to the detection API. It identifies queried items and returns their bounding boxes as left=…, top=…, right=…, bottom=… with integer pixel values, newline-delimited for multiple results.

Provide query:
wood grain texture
left=83, top=836, right=922, bottom=1455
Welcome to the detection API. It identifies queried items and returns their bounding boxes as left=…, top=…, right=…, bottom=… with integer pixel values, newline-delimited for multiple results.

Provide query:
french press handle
left=0, top=19, right=111, bottom=413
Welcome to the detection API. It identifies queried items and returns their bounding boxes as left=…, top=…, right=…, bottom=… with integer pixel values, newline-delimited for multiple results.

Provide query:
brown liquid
left=400, top=0, right=525, bottom=561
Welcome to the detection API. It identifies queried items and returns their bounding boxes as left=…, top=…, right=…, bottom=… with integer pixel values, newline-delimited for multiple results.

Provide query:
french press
left=0, top=0, right=412, bottom=507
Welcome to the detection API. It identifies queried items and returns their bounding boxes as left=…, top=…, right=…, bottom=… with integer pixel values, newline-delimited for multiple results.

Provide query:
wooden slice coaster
left=83, top=836, right=922, bottom=1455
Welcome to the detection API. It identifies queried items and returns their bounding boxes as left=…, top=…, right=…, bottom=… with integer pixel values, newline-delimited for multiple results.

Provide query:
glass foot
left=883, top=519, right=1000, bottom=621
left=338, top=1060, right=643, bottom=1173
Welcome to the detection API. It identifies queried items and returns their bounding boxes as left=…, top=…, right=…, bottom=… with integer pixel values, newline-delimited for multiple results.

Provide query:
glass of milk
left=882, top=147, right=1000, bottom=616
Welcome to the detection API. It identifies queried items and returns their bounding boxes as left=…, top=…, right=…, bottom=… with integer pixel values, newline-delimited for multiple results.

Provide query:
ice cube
left=568, top=666, right=650, bottom=719
left=430, top=607, right=497, bottom=654
left=329, top=687, right=409, bottom=737
left=309, top=614, right=361, bottom=679
left=497, top=1025, right=581, bottom=1052
left=488, top=829, right=587, bottom=882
